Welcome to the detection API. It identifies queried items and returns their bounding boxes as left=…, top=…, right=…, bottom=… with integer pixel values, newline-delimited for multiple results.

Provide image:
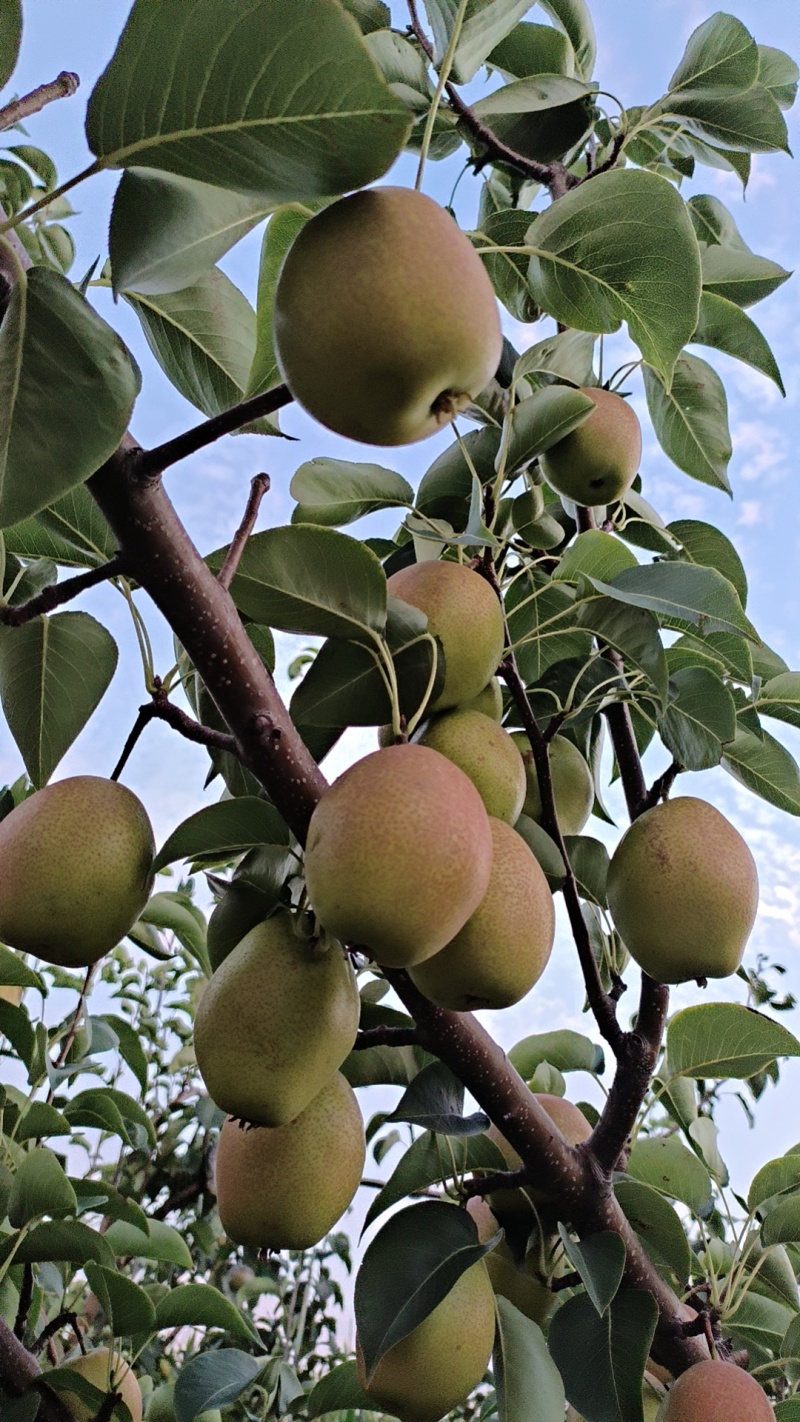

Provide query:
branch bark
left=0, top=556, right=127, bottom=626
left=137, top=386, right=293, bottom=479
left=0, top=72, right=79, bottom=133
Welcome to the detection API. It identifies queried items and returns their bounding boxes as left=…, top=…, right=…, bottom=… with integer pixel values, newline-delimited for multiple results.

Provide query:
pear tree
left=0, top=2, right=799, bottom=1420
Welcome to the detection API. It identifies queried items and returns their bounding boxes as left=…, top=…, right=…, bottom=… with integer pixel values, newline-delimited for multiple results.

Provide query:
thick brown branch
left=217, top=473, right=271, bottom=591
left=137, top=386, right=293, bottom=479
left=0, top=556, right=127, bottom=626
left=0, top=72, right=79, bottom=133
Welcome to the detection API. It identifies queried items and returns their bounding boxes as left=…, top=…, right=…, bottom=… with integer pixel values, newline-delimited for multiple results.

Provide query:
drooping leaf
left=388, top=1061, right=488, bottom=1136
left=0, top=945, right=45, bottom=993
left=476, top=209, right=544, bottom=324
left=525, top=169, right=701, bottom=387
left=508, top=1030, right=604, bottom=1079
left=538, top=0, right=596, bottom=79
left=473, top=75, right=595, bottom=165
left=667, top=1003, right=800, bottom=1080
left=657, top=667, right=736, bottom=771
left=722, top=725, right=800, bottom=816
left=627, top=1135, right=714, bottom=1216
left=7, top=1147, right=78, bottom=1228
left=0, top=611, right=118, bottom=787
left=86, top=0, right=411, bottom=202
left=505, top=384, right=595, bottom=473
left=363, top=1131, right=505, bottom=1232
left=589, top=563, right=756, bottom=640
left=173, top=1350, right=264, bottom=1422
left=153, top=798, right=290, bottom=873
left=0, top=268, right=139, bottom=527
left=0, top=0, right=22, bottom=92
left=643, top=353, right=732, bottom=491
left=291, top=460, right=414, bottom=527
left=575, top=598, right=668, bottom=706
left=549, top=1290, right=658, bottom=1422
left=84, top=1262, right=157, bottom=1336
left=758, top=45, right=799, bottom=110
left=666, top=518, right=747, bottom=606
left=155, top=1284, right=260, bottom=1343
left=305, top=1360, right=377, bottom=1418
left=423, top=0, right=533, bottom=83
left=558, top=1227, right=626, bottom=1316
left=614, top=1179, right=692, bottom=1282
left=247, top=206, right=312, bottom=399
left=104, top=1218, right=194, bottom=1269
left=692, top=291, right=785, bottom=394
left=494, top=1298, right=565, bottom=1422
left=512, top=329, right=596, bottom=388
left=10, top=1219, right=114, bottom=1268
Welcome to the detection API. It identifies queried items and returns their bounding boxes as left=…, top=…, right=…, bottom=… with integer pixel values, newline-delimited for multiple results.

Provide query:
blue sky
left=2, top=0, right=800, bottom=1201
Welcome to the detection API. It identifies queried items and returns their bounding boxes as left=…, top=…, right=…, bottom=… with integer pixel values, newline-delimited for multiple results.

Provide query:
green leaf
left=473, top=75, right=594, bottom=165
left=505, top=385, right=595, bottom=473
left=124, top=267, right=276, bottom=430
left=0, top=268, right=139, bottom=527
left=424, top=0, right=533, bottom=83
left=488, top=21, right=574, bottom=80
left=0, top=611, right=118, bottom=787
left=563, top=835, right=609, bottom=907
left=153, top=798, right=290, bottom=873
left=513, top=815, right=566, bottom=890
left=364, top=1131, right=505, bottom=1233
left=85, top=1262, right=156, bottom=1336
left=100, top=1016, right=148, bottom=1095
left=137, top=894, right=207, bottom=970
left=643, top=353, right=731, bottom=492
left=555, top=531, right=638, bottom=586
left=627, top=1136, right=713, bottom=1216
left=575, top=597, right=668, bottom=705
left=389, top=1062, right=488, bottom=1137
left=508, top=1030, right=603, bottom=1079
left=667, top=13, right=759, bottom=97
left=104, top=1218, right=194, bottom=1269
left=665, top=84, right=789, bottom=154
left=589, top=563, right=756, bottom=640
left=476, top=209, right=543, bottom=324
left=538, top=0, right=596, bottom=79
left=559, top=1229, right=626, bottom=1318
left=512, top=329, right=596, bottom=388
left=65, top=1088, right=156, bottom=1148
left=305, top=1360, right=377, bottom=1417
left=174, top=1351, right=264, bottom=1422
left=71, top=1180, right=149, bottom=1234
left=7, top=1147, right=77, bottom=1227
left=762, top=1200, right=800, bottom=1249
left=33, top=485, right=118, bottom=568
left=155, top=1284, right=260, bottom=1343
left=687, top=193, right=749, bottom=249
left=209, top=525, right=387, bottom=641
left=692, top=291, right=785, bottom=394
left=701, top=244, right=791, bottom=308
left=417, top=426, right=501, bottom=529
left=658, top=667, right=736, bottom=771
left=549, top=1290, right=658, bottom=1422
left=110, top=168, right=274, bottom=296
left=16, top=1103, right=71, bottom=1143
left=667, top=1003, right=800, bottom=1080
left=0, top=0, right=22, bottom=92
left=0, top=999, right=33, bottom=1068
left=494, top=1298, right=565, bottom=1422
left=748, top=1156, right=800, bottom=1214
left=247, top=207, right=311, bottom=399
left=525, top=169, right=701, bottom=387
left=355, top=1200, right=497, bottom=1380
left=42, top=1371, right=136, bottom=1422
left=86, top=0, right=410, bottom=202
left=756, top=674, right=800, bottom=732
left=722, top=725, right=800, bottom=815
left=614, top=1179, right=692, bottom=1282
left=666, top=518, right=747, bottom=606
left=341, top=0, right=391, bottom=33
left=0, top=945, right=44, bottom=993
left=11, top=1218, right=114, bottom=1268
left=291, top=460, right=414, bottom=527
left=758, top=45, right=799, bottom=110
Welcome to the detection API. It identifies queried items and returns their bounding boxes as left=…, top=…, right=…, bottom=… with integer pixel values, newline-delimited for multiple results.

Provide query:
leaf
left=389, top=1061, right=488, bottom=1137
left=16, top=1103, right=71, bottom=1143
left=100, top=1016, right=148, bottom=1095
left=0, top=611, right=118, bottom=787
left=666, top=84, right=789, bottom=154
left=658, top=667, right=736, bottom=771
left=559, top=1228, right=626, bottom=1316
left=153, top=798, right=290, bottom=873
left=494, top=1298, right=565, bottom=1422
left=513, top=816, right=567, bottom=890
left=538, top=0, right=596, bottom=79
left=291, top=460, right=414, bottom=527
left=722, top=725, right=800, bottom=816
left=513, top=330, right=596, bottom=388
left=246, top=207, right=311, bottom=399
left=363, top=1131, right=505, bottom=1232
left=762, top=1198, right=800, bottom=1248
left=305, top=1360, right=377, bottom=1418
left=85, top=1261, right=156, bottom=1336
left=687, top=193, right=749, bottom=249
left=688, top=1116, right=728, bottom=1185
left=758, top=45, right=799, bottom=110
left=627, top=1136, right=713, bottom=1217
left=10, top=1219, right=114, bottom=1268
left=643, top=353, right=731, bottom=492
left=86, top=0, right=410, bottom=202
left=34, top=485, right=118, bottom=567
left=424, top=0, right=533, bottom=83
left=701, top=244, right=790, bottom=308
left=124, top=268, right=277, bottom=429
left=692, top=291, right=785, bottom=394
left=614, top=1179, right=692, bottom=1282
left=667, top=1003, right=800, bottom=1079
left=473, top=75, right=595, bottom=164
left=748, top=1156, right=800, bottom=1214
left=0, top=945, right=45, bottom=993
left=508, top=1030, right=604, bottom=1080
left=525, top=169, right=701, bottom=387
left=575, top=598, right=668, bottom=706
left=757, top=673, right=800, bottom=731
left=725, top=1290, right=794, bottom=1367
left=476, top=209, right=543, bottom=324
left=0, top=268, right=139, bottom=527
left=564, top=835, right=609, bottom=907
left=65, top=1088, right=156, bottom=1148
left=355, top=1200, right=497, bottom=1380
left=555, top=531, right=638, bottom=586
left=0, top=999, right=33, bottom=1068
left=104, top=1218, right=194, bottom=1269
left=173, top=1350, right=264, bottom=1422
left=505, top=385, right=595, bottom=472
left=110, top=168, right=274, bottom=296
left=589, top=563, right=756, bottom=641
left=137, top=894, right=208, bottom=970
left=0, top=0, right=21, bottom=92
left=341, top=0, right=391, bottom=33
left=7, top=1147, right=78, bottom=1227
left=667, top=13, right=759, bottom=97
left=666, top=518, right=747, bottom=606
left=209, top=525, right=387, bottom=641
left=549, top=1290, right=658, bottom=1422
left=155, top=1284, right=260, bottom=1343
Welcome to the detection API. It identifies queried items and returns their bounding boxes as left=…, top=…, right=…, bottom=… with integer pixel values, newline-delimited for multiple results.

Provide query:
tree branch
left=137, top=387, right=294, bottom=480
left=0, top=72, right=79, bottom=133
left=110, top=691, right=239, bottom=782
left=217, top=473, right=271, bottom=590
left=0, top=1320, right=73, bottom=1422
left=353, top=1026, right=421, bottom=1050
left=0, top=556, right=127, bottom=626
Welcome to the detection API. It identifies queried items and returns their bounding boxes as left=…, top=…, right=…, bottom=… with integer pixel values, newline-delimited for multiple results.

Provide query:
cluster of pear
left=0, top=776, right=155, bottom=969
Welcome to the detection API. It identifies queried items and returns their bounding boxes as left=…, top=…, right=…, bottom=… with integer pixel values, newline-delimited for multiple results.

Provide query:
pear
left=274, top=187, right=502, bottom=446
left=418, top=710, right=525, bottom=823
left=657, top=1359, right=772, bottom=1421
left=145, top=1384, right=220, bottom=1422
left=511, top=733, right=594, bottom=836
left=467, top=1198, right=554, bottom=1324
left=387, top=560, right=505, bottom=712
left=606, top=797, right=758, bottom=983
left=540, top=387, right=641, bottom=507
left=410, top=817, right=554, bottom=1011
left=194, top=912, right=359, bottom=1126
left=0, top=777, right=154, bottom=968
left=357, top=1259, right=495, bottom=1422
left=214, top=1073, right=365, bottom=1251
left=304, top=744, right=493, bottom=968
left=59, top=1348, right=142, bottom=1422
left=459, top=677, right=504, bottom=720
left=487, top=1094, right=592, bottom=1218
left=0, top=984, right=22, bottom=1006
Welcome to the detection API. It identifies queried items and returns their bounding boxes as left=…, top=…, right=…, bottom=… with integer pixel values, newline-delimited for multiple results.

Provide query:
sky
left=2, top=0, right=800, bottom=1214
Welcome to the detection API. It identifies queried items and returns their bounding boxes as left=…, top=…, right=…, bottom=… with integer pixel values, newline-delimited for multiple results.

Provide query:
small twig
left=0, top=555, right=127, bottom=626
left=550, top=1270, right=583, bottom=1292
left=353, top=1026, right=421, bottom=1050
left=111, top=689, right=239, bottom=781
left=13, top=1265, right=33, bottom=1341
left=52, top=966, right=97, bottom=1070
left=138, top=386, right=293, bottom=480
left=110, top=704, right=155, bottom=782
left=644, top=760, right=682, bottom=811
left=32, top=1312, right=85, bottom=1358
left=0, top=72, right=79, bottom=133
left=93, top=1389, right=122, bottom=1422
left=461, top=1168, right=530, bottom=1199
left=583, top=132, right=625, bottom=182
left=153, top=1176, right=206, bottom=1221
left=217, top=474, right=271, bottom=591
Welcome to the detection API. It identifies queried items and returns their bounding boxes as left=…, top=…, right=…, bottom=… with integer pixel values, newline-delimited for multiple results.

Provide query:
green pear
left=487, top=1094, right=592, bottom=1219
left=214, top=1073, right=365, bottom=1251
left=410, top=817, right=554, bottom=1011
left=0, top=777, right=154, bottom=968
left=357, top=1259, right=495, bottom=1422
left=540, top=387, right=641, bottom=507
left=511, top=733, right=594, bottom=836
left=467, top=1198, right=554, bottom=1324
left=606, top=797, right=759, bottom=983
left=274, top=187, right=502, bottom=446
left=387, top=560, right=505, bottom=712
left=418, top=710, right=525, bottom=823
left=304, top=744, right=493, bottom=968
left=59, top=1348, right=142, bottom=1422
left=656, top=1359, right=773, bottom=1421
left=146, top=1383, right=220, bottom=1422
left=458, top=677, right=504, bottom=721
left=194, top=912, right=359, bottom=1126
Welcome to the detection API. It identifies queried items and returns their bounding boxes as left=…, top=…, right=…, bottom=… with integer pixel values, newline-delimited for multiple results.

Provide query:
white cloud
left=737, top=500, right=762, bottom=527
